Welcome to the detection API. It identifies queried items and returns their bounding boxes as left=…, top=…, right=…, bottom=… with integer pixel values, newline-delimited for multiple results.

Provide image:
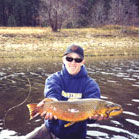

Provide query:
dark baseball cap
left=64, top=44, right=84, bottom=59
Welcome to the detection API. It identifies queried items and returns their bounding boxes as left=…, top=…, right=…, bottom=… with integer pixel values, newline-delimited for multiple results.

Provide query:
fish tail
left=27, top=104, right=39, bottom=120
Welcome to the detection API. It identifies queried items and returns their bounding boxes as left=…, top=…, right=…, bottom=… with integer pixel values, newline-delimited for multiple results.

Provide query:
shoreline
left=0, top=26, right=139, bottom=58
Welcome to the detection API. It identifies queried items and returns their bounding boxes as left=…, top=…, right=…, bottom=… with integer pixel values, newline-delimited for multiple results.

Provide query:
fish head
left=105, top=102, right=123, bottom=118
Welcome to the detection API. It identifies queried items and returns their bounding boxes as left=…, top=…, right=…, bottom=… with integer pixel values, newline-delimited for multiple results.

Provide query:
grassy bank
left=0, top=25, right=139, bottom=58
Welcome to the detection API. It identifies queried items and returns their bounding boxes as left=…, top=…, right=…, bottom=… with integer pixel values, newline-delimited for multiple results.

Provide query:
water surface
left=0, top=56, right=139, bottom=139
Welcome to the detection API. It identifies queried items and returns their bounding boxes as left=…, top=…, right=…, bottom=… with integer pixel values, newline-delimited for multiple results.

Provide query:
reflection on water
left=0, top=56, right=139, bottom=139
left=88, top=123, right=139, bottom=139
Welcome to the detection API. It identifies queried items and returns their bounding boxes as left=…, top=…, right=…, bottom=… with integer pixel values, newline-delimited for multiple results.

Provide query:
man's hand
left=89, top=114, right=108, bottom=121
left=37, top=98, right=58, bottom=120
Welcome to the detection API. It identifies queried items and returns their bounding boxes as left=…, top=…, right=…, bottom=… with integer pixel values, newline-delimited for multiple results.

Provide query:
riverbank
left=0, top=25, right=139, bottom=58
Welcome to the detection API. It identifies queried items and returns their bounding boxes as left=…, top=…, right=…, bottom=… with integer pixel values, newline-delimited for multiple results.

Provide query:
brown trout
left=27, top=98, right=123, bottom=127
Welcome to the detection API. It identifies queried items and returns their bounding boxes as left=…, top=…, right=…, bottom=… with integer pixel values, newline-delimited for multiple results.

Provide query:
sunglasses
left=66, top=56, right=83, bottom=63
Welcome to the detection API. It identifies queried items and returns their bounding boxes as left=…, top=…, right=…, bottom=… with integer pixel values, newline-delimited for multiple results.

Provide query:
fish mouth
left=106, top=107, right=123, bottom=118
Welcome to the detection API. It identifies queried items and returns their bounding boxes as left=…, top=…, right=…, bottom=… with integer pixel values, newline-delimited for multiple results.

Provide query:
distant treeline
left=0, top=0, right=40, bottom=26
left=0, top=0, right=139, bottom=31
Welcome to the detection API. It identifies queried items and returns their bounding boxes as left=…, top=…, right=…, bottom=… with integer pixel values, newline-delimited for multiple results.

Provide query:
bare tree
left=40, top=0, right=79, bottom=32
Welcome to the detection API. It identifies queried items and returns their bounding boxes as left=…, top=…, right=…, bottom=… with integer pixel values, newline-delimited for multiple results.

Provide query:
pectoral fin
left=64, top=122, right=75, bottom=127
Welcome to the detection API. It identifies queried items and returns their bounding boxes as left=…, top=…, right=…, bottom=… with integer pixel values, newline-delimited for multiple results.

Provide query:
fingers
left=40, top=111, right=57, bottom=120
left=89, top=114, right=107, bottom=121
left=37, top=100, right=45, bottom=107
left=37, top=98, right=58, bottom=120
left=53, top=115, right=58, bottom=120
left=46, top=112, right=53, bottom=120
left=45, top=112, right=58, bottom=120
left=41, top=111, right=47, bottom=117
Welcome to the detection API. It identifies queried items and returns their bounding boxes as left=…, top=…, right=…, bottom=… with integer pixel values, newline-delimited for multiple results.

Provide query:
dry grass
left=0, top=25, right=139, bottom=58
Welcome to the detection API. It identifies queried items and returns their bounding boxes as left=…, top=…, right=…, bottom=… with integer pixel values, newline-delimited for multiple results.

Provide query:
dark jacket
left=44, top=65, right=100, bottom=139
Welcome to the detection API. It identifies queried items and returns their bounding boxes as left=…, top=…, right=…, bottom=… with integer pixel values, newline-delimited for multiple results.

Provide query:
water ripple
left=88, top=124, right=139, bottom=138
left=110, top=120, right=122, bottom=126
left=0, top=129, right=24, bottom=139
left=123, top=78, right=136, bottom=81
left=0, top=72, right=6, bottom=76
left=132, top=99, right=139, bottom=102
left=87, top=130, right=109, bottom=138
left=101, top=96, right=108, bottom=99
left=107, top=80, right=117, bottom=83
left=126, top=119, right=139, bottom=126
left=111, top=135, right=129, bottom=139
left=0, top=72, right=25, bottom=80
left=123, top=111, right=138, bottom=116
left=132, top=84, right=139, bottom=87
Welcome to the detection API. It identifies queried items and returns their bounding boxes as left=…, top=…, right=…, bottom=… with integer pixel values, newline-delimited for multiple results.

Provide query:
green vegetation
left=0, top=25, right=139, bottom=58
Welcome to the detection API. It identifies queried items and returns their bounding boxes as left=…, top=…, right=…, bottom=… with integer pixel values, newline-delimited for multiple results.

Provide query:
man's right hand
left=37, top=98, right=58, bottom=120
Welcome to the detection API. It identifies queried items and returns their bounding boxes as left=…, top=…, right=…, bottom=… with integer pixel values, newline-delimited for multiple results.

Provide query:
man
left=26, top=44, right=103, bottom=139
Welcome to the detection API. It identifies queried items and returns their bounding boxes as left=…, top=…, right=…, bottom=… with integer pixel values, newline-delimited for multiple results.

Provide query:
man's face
left=63, top=53, right=84, bottom=75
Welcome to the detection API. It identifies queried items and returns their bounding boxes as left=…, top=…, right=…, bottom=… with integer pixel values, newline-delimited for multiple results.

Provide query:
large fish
left=27, top=98, right=123, bottom=127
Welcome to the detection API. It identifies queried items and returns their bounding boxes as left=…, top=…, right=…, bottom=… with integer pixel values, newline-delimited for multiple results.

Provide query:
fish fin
left=27, top=104, right=39, bottom=120
left=64, top=122, right=75, bottom=127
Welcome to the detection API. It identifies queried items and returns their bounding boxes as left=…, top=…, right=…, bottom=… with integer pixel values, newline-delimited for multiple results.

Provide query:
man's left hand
left=89, top=114, right=108, bottom=121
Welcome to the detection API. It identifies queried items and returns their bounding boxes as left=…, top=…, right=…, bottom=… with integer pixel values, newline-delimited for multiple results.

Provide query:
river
left=0, top=56, right=139, bottom=139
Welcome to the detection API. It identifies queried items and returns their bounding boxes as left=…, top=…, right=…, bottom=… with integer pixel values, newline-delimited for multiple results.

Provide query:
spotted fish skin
left=27, top=98, right=123, bottom=122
